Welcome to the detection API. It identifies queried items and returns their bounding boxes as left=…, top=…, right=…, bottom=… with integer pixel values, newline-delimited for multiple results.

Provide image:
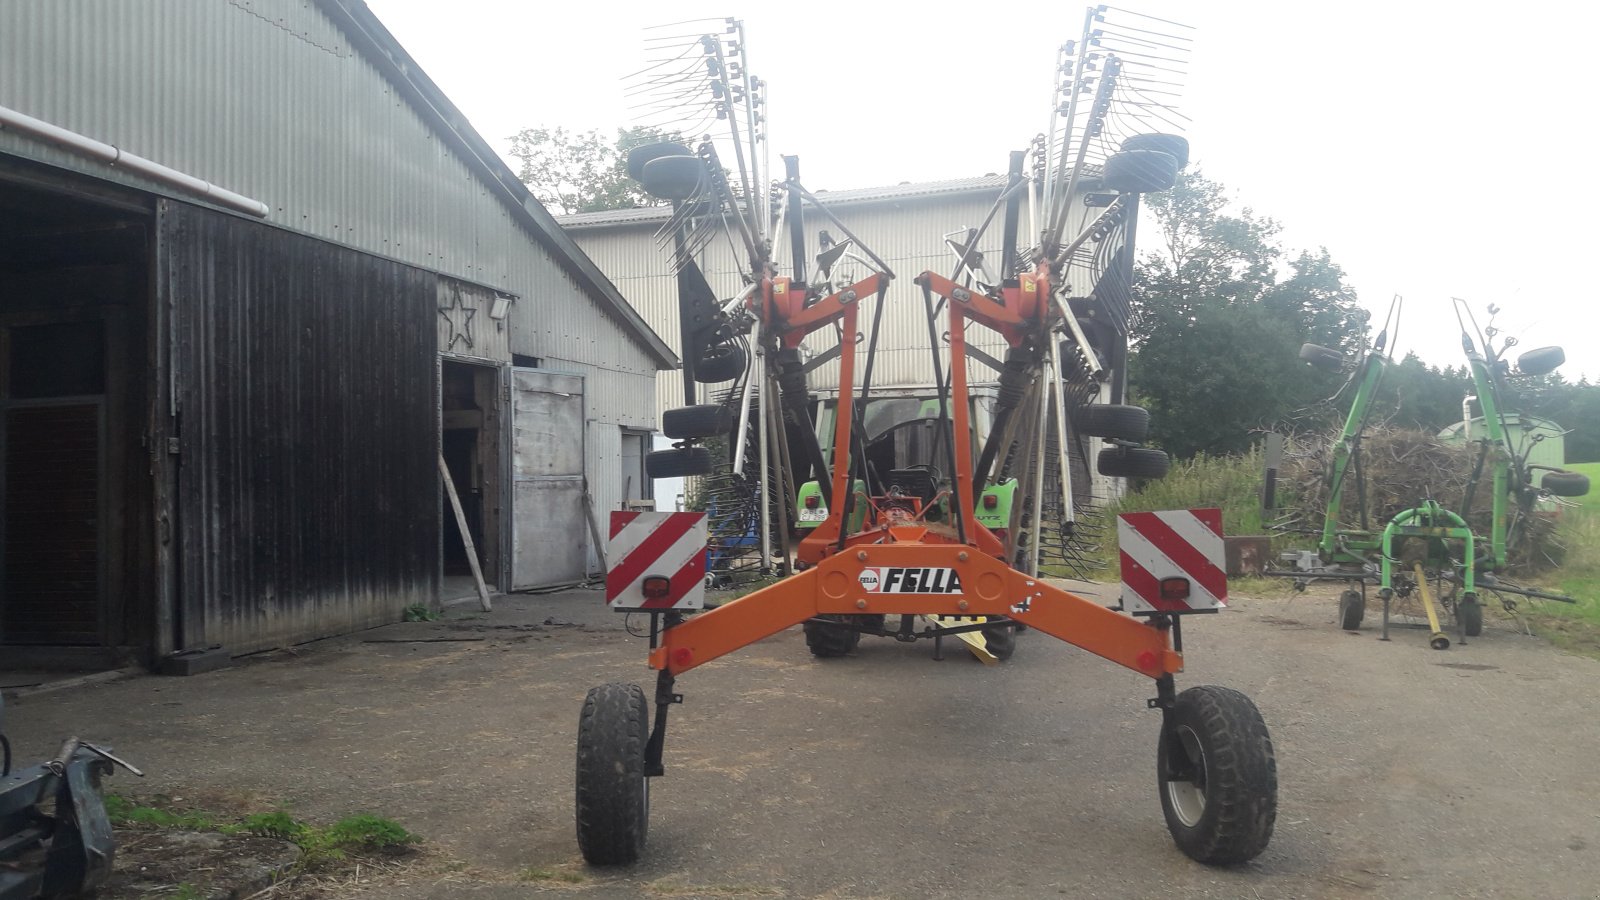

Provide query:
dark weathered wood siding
left=159, top=201, right=438, bottom=654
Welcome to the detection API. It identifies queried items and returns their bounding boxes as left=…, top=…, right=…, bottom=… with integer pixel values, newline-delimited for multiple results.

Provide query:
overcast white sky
left=365, top=0, right=1599, bottom=380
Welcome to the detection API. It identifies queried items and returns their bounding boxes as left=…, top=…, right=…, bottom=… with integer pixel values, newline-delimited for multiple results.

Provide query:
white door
left=510, top=369, right=587, bottom=590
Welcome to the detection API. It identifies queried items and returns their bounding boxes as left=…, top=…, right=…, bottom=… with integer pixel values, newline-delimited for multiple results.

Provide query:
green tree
left=507, top=125, right=673, bottom=215
left=1368, top=353, right=1472, bottom=432
left=1130, top=170, right=1368, bottom=458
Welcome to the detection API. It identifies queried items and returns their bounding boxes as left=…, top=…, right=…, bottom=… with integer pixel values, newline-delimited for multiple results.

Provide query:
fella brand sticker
left=857, top=567, right=964, bottom=594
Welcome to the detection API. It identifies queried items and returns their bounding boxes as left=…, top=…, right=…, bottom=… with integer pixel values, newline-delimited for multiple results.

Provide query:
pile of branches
left=1274, top=427, right=1562, bottom=571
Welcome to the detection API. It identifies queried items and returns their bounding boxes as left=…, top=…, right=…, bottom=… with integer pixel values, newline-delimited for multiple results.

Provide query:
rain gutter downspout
left=0, top=103, right=270, bottom=218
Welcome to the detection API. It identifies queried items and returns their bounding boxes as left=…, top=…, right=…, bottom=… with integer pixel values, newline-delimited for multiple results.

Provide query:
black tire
left=1516, top=345, right=1565, bottom=377
left=1102, top=149, right=1179, bottom=194
left=1098, top=446, right=1170, bottom=479
left=575, top=682, right=650, bottom=866
left=981, top=622, right=1017, bottom=660
left=804, top=615, right=860, bottom=658
left=646, top=447, right=713, bottom=479
left=626, top=141, right=693, bottom=181
left=1119, top=133, right=1190, bottom=170
left=1542, top=470, right=1590, bottom=498
left=1338, top=589, right=1365, bottom=631
left=1158, top=686, right=1277, bottom=866
left=1076, top=404, right=1150, bottom=441
left=1298, top=343, right=1344, bottom=374
left=662, top=404, right=731, bottom=440
left=693, top=343, right=748, bottom=384
left=1458, top=593, right=1483, bottom=637
left=639, top=154, right=706, bottom=201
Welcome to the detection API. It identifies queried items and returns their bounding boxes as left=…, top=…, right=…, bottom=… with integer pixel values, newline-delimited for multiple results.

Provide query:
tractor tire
left=1516, top=345, right=1566, bottom=377
left=645, top=447, right=713, bottom=479
left=1098, top=446, right=1171, bottom=480
left=1102, top=149, right=1179, bottom=194
left=662, top=404, right=732, bottom=440
left=1120, top=133, right=1190, bottom=169
left=1338, top=589, right=1365, bottom=631
left=575, top=682, right=651, bottom=866
left=694, top=343, right=748, bottom=384
left=981, top=622, right=1018, bottom=660
left=1158, top=686, right=1278, bottom=866
left=1077, top=404, right=1151, bottom=441
left=639, top=154, right=706, bottom=202
left=804, top=615, right=860, bottom=658
left=1299, top=343, right=1344, bottom=373
left=1458, top=593, right=1484, bottom=637
left=626, top=141, right=693, bottom=181
left=1542, top=470, right=1591, bottom=498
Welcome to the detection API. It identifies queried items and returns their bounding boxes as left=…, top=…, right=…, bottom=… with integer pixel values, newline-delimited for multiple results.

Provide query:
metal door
left=510, top=369, right=587, bottom=589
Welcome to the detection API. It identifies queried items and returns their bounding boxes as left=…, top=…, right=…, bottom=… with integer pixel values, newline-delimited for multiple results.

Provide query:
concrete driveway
left=5, top=586, right=1598, bottom=898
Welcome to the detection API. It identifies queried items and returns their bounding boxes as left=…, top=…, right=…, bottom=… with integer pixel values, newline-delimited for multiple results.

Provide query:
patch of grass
left=402, top=603, right=441, bottom=622
left=107, top=795, right=417, bottom=872
left=239, top=810, right=306, bottom=840
left=104, top=795, right=222, bottom=831
left=318, top=814, right=418, bottom=853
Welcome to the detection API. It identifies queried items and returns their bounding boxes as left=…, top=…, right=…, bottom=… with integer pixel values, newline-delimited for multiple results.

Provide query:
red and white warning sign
left=606, top=511, right=708, bottom=610
left=1117, top=508, right=1227, bottom=615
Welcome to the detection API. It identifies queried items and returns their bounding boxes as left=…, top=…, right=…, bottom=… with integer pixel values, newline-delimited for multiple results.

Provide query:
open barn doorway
left=440, top=358, right=504, bottom=595
left=0, top=173, right=153, bottom=669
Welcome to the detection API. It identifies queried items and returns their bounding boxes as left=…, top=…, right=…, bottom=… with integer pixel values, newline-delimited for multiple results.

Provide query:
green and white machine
left=1273, top=297, right=1590, bottom=645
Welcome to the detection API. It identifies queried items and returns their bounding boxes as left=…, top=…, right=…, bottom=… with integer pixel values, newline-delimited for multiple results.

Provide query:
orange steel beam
left=648, top=544, right=1182, bottom=678
left=944, top=303, right=982, bottom=539
left=779, top=274, right=885, bottom=342
left=828, top=303, right=858, bottom=531
left=915, top=272, right=1036, bottom=346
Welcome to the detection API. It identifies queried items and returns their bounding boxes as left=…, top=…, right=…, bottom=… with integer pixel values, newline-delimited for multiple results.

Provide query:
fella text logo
left=857, top=567, right=964, bottom=594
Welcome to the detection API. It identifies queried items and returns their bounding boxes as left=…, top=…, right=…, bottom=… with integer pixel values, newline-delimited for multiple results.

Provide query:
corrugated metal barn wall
left=160, top=201, right=439, bottom=654
left=0, top=0, right=659, bottom=434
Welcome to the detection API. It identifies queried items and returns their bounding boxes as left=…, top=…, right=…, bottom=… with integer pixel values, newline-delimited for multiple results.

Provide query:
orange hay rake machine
left=575, top=9, right=1277, bottom=869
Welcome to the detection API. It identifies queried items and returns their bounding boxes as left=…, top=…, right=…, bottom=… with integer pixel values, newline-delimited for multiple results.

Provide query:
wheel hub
left=1166, top=724, right=1208, bottom=827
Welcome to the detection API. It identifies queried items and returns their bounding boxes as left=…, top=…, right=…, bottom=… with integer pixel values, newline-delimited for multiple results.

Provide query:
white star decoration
left=439, top=293, right=476, bottom=351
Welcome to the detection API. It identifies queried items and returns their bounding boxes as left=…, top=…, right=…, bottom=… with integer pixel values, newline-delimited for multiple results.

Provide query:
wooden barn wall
left=159, top=201, right=438, bottom=654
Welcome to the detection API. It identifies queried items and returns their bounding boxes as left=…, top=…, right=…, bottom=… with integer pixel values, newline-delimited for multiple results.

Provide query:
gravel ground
left=5, top=585, right=1598, bottom=899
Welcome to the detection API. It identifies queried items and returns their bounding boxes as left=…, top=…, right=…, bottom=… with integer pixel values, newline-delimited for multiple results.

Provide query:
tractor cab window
left=815, top=396, right=989, bottom=480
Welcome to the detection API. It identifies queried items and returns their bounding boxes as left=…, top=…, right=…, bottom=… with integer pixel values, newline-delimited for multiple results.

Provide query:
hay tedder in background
left=1268, top=297, right=1590, bottom=646
left=574, top=9, right=1279, bottom=870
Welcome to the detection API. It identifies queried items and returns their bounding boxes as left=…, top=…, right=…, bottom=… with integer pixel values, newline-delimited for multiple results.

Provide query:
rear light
left=805, top=495, right=820, bottom=509
left=642, top=576, right=672, bottom=600
left=1159, top=577, right=1191, bottom=602
left=982, top=494, right=998, bottom=509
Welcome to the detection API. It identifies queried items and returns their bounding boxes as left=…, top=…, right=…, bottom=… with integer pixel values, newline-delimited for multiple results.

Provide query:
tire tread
left=576, top=682, right=649, bottom=866
left=804, top=616, right=860, bottom=657
left=1160, top=685, right=1277, bottom=865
